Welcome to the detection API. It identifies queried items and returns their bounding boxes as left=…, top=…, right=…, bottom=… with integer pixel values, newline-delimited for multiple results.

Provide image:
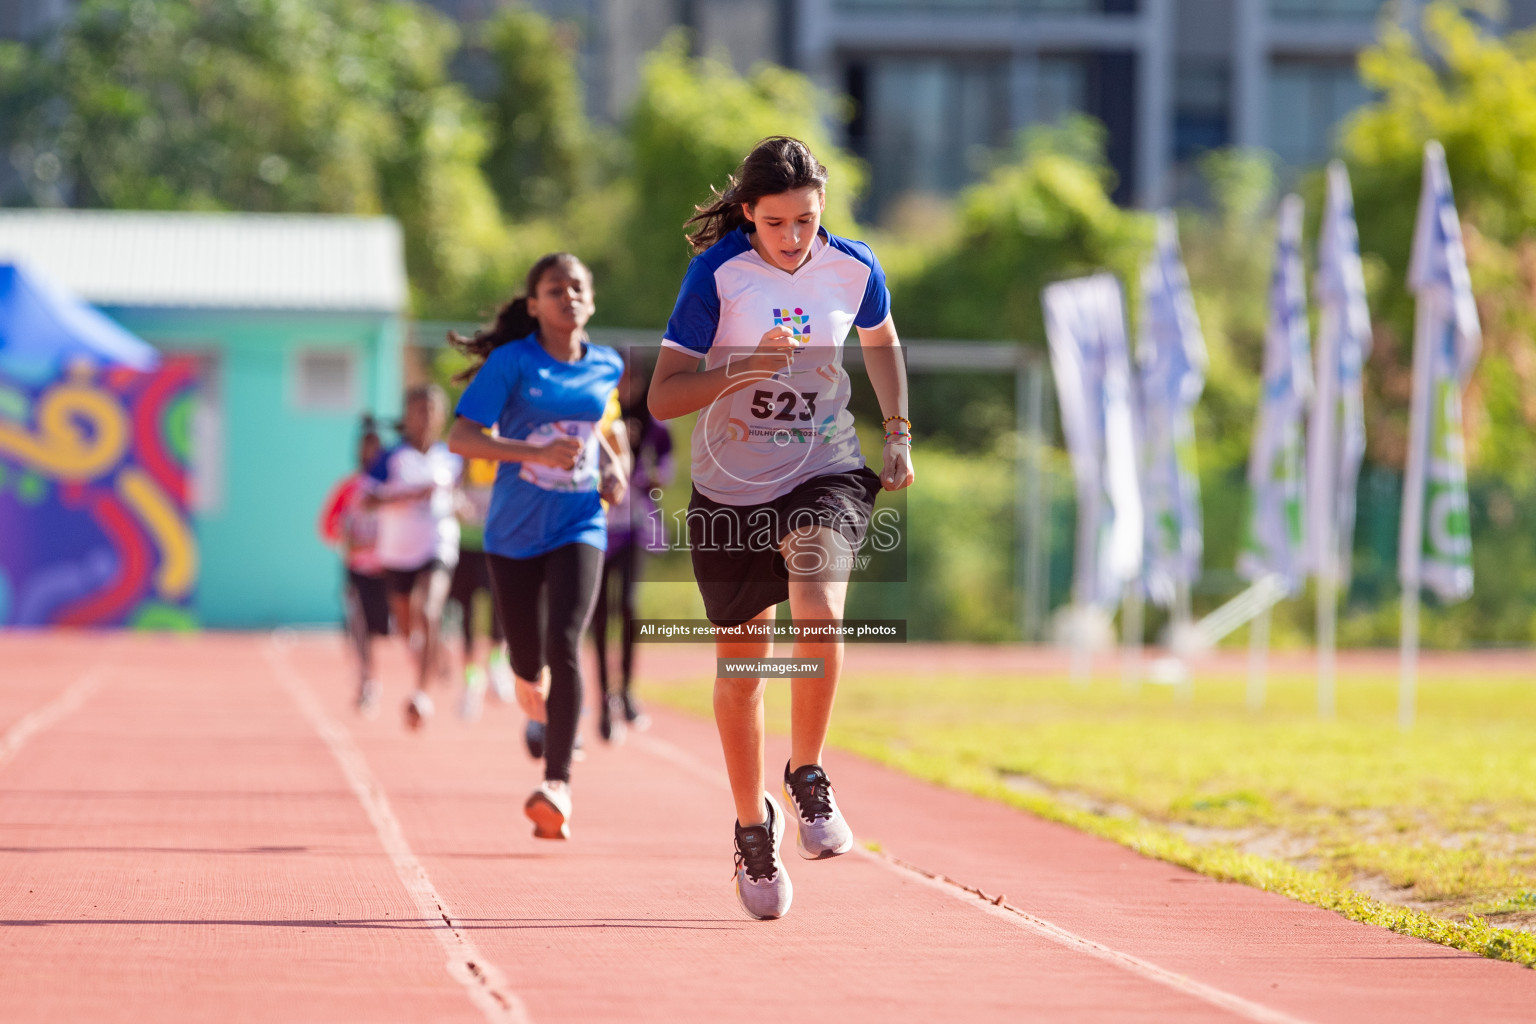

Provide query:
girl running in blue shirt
left=649, top=137, right=915, bottom=919
left=448, top=253, right=627, bottom=840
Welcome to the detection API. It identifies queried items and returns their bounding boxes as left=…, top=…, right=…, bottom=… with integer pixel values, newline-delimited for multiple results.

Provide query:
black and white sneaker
left=733, top=794, right=792, bottom=920
left=783, top=761, right=854, bottom=860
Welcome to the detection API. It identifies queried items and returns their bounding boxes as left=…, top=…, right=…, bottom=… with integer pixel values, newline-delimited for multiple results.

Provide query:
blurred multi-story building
left=796, top=0, right=1536, bottom=212
left=6, top=0, right=1536, bottom=216
left=424, top=0, right=1536, bottom=215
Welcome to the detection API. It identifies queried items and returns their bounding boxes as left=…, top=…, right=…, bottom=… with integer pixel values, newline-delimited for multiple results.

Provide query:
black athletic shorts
left=449, top=548, right=490, bottom=607
left=346, top=569, right=391, bottom=636
left=449, top=547, right=504, bottom=642
left=384, top=558, right=451, bottom=597
left=688, top=466, right=882, bottom=628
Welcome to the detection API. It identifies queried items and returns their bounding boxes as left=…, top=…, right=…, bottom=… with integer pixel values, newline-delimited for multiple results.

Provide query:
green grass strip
left=835, top=737, right=1536, bottom=970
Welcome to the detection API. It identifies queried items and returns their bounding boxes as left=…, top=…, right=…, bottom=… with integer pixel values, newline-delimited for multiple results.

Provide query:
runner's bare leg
left=782, top=525, right=852, bottom=772
left=715, top=605, right=775, bottom=826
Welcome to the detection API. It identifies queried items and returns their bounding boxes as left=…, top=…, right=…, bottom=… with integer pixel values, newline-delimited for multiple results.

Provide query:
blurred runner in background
left=367, top=385, right=462, bottom=731
left=318, top=415, right=390, bottom=716
left=451, top=449, right=515, bottom=720
left=591, top=357, right=673, bottom=743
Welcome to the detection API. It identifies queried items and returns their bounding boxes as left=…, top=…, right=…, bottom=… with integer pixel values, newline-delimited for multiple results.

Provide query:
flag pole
left=1122, top=581, right=1143, bottom=692
left=1310, top=294, right=1341, bottom=721
left=1311, top=161, right=1371, bottom=725
left=1397, top=294, right=1436, bottom=731
left=1317, top=559, right=1338, bottom=719
left=1399, top=587, right=1419, bottom=731
left=1398, top=141, right=1481, bottom=731
left=1071, top=491, right=1096, bottom=687
left=1175, top=579, right=1194, bottom=703
left=1248, top=604, right=1270, bottom=712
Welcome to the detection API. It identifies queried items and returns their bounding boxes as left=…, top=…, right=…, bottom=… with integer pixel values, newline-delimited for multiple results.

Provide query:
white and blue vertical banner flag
left=1306, top=161, right=1372, bottom=587
left=1045, top=273, right=1143, bottom=610
left=1400, top=141, right=1481, bottom=603
left=1239, top=194, right=1312, bottom=591
left=1137, top=211, right=1208, bottom=608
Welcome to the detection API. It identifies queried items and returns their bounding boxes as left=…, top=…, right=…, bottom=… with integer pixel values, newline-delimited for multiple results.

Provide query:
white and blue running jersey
left=663, top=226, right=891, bottom=504
left=366, top=442, right=463, bottom=570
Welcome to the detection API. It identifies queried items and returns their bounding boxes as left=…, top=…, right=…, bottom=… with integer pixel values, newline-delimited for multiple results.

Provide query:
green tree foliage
left=897, top=118, right=1151, bottom=344
left=886, top=119, right=1150, bottom=450
left=1342, top=1, right=1536, bottom=483
left=1177, top=149, right=1275, bottom=474
left=1321, top=1, right=1536, bottom=643
left=0, top=0, right=505, bottom=315
left=1347, top=2, right=1536, bottom=268
left=476, top=7, right=594, bottom=219
left=601, top=36, right=863, bottom=327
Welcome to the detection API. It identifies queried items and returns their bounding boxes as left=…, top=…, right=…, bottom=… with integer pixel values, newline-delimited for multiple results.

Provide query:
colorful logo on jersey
left=772, top=307, right=811, bottom=342
left=726, top=418, right=749, bottom=442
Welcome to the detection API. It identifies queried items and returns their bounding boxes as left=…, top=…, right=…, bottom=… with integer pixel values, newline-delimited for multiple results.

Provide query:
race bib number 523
left=730, top=386, right=820, bottom=444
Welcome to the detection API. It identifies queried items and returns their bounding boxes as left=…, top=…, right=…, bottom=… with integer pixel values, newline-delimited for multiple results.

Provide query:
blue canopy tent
left=0, top=263, right=160, bottom=382
left=0, top=263, right=198, bottom=628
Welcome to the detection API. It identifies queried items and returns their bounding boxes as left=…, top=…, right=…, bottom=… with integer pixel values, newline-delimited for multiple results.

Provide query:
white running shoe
left=404, top=691, right=435, bottom=731
left=733, top=794, right=792, bottom=920
left=356, top=679, right=381, bottom=719
left=489, top=658, right=515, bottom=703
left=783, top=761, right=854, bottom=860
left=525, top=780, right=572, bottom=840
left=460, top=666, right=486, bottom=722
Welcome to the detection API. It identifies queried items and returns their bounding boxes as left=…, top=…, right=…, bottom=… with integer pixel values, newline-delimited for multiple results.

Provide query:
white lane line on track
left=264, top=639, right=531, bottom=1024
left=0, top=666, right=108, bottom=773
left=631, top=731, right=1317, bottom=1024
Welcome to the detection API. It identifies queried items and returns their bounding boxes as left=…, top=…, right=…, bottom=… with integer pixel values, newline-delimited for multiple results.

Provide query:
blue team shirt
left=455, top=335, right=624, bottom=559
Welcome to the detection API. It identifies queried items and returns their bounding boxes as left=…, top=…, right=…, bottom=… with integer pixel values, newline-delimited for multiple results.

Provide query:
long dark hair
left=448, top=252, right=589, bottom=382
left=685, top=136, right=829, bottom=254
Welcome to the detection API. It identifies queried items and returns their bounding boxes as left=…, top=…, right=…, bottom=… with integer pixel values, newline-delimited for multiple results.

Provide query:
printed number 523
left=750, top=389, right=818, bottom=422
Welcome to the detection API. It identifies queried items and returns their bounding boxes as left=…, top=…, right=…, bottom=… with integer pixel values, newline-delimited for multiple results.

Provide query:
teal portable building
left=0, top=210, right=408, bottom=628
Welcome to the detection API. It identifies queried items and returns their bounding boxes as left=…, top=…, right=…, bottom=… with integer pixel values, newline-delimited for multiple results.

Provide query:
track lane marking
left=0, top=665, right=108, bottom=773
left=632, top=730, right=1316, bottom=1024
left=265, top=639, right=531, bottom=1024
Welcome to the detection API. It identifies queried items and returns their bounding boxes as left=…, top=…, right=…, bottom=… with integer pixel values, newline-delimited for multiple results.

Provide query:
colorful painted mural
left=0, top=358, right=199, bottom=628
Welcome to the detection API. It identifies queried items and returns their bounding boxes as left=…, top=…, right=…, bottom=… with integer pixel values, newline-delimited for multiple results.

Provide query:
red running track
left=0, top=632, right=1532, bottom=1022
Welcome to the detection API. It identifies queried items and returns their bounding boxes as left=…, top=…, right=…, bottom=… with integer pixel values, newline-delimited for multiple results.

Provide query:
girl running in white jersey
left=447, top=253, right=627, bottom=840
left=367, top=385, right=462, bottom=730
left=648, top=136, right=915, bottom=919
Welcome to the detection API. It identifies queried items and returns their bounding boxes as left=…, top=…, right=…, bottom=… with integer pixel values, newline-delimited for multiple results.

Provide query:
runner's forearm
left=859, top=320, right=909, bottom=424
left=448, top=417, right=549, bottom=464
left=649, top=352, right=786, bottom=420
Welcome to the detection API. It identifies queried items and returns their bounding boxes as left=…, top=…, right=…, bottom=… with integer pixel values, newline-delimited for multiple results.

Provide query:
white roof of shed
left=0, top=209, right=408, bottom=312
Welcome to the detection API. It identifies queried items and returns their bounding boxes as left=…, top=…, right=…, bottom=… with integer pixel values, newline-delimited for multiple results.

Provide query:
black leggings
left=592, top=541, right=639, bottom=700
left=487, top=543, right=604, bottom=783
left=449, top=549, right=504, bottom=649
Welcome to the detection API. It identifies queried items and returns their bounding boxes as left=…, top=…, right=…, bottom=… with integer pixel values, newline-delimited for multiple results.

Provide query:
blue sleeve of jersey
left=366, top=448, right=391, bottom=484
left=854, top=246, right=891, bottom=329
left=663, top=259, right=721, bottom=355
left=456, top=344, right=519, bottom=427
